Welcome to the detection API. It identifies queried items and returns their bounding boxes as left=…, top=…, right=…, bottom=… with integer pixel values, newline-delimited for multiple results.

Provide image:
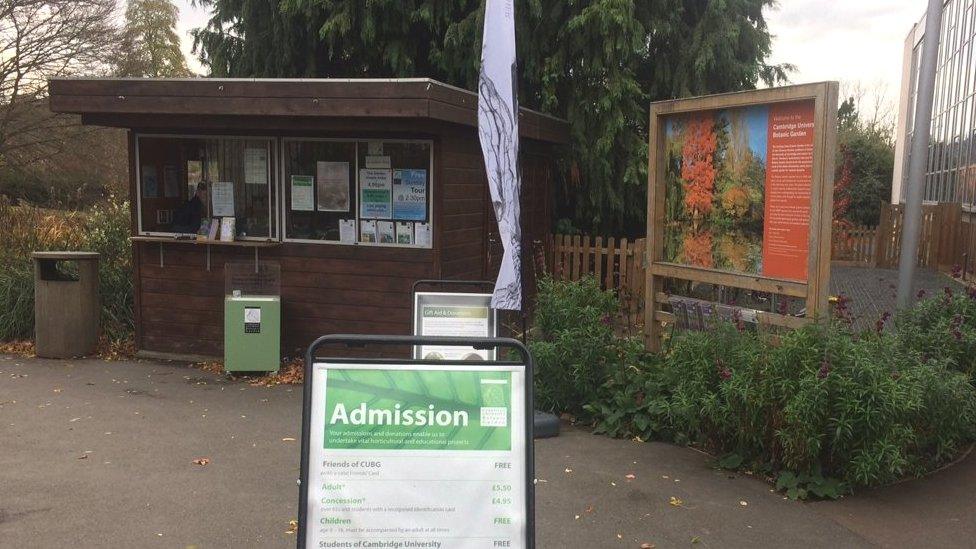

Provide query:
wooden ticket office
left=49, top=78, right=568, bottom=360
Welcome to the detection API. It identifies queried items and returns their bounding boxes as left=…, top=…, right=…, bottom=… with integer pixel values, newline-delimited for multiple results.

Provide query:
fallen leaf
left=564, top=468, right=573, bottom=473
left=285, top=519, right=298, bottom=534
left=282, top=437, right=296, bottom=442
left=192, top=457, right=210, bottom=466
left=691, top=536, right=701, bottom=544
left=739, top=500, right=748, bottom=506
left=669, top=496, right=683, bottom=507
left=625, top=473, right=636, bottom=480
left=616, top=534, right=623, bottom=539
left=584, top=505, right=594, bottom=514
left=641, top=544, right=656, bottom=549
left=77, top=454, right=88, bottom=460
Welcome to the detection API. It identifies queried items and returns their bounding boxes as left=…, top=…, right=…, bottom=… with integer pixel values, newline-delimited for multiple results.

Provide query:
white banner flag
left=478, top=0, right=522, bottom=311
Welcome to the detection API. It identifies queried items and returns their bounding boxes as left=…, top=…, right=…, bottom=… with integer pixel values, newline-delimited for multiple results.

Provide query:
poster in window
left=339, top=219, right=356, bottom=244
left=396, top=222, right=414, bottom=245
left=359, top=169, right=392, bottom=219
left=392, top=169, right=427, bottom=221
left=219, top=216, right=236, bottom=242
left=141, top=165, right=157, bottom=198
left=365, top=155, right=391, bottom=169
left=291, top=175, right=314, bottom=211
left=163, top=164, right=180, bottom=198
left=360, top=220, right=377, bottom=243
left=415, top=222, right=432, bottom=247
left=316, top=161, right=350, bottom=212
left=244, top=147, right=269, bottom=185
left=377, top=221, right=395, bottom=244
left=211, top=181, right=235, bottom=217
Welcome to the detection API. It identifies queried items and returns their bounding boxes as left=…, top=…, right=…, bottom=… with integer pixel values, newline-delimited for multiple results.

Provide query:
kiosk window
left=283, top=139, right=432, bottom=247
left=283, top=140, right=357, bottom=242
left=136, top=135, right=275, bottom=239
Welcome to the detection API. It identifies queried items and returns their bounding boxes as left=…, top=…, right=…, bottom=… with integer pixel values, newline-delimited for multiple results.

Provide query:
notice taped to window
left=305, top=363, right=528, bottom=548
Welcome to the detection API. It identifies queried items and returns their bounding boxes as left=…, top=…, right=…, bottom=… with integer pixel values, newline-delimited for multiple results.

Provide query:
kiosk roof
left=48, top=77, right=569, bottom=144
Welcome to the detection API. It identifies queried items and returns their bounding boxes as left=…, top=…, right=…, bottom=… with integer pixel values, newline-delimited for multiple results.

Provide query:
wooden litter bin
left=32, top=251, right=100, bottom=358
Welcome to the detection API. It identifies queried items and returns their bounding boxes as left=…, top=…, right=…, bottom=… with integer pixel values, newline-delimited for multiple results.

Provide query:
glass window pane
left=283, top=140, right=357, bottom=242
left=136, top=136, right=274, bottom=238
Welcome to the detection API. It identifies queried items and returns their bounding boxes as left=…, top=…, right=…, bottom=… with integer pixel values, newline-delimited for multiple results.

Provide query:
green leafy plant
left=893, top=288, right=976, bottom=379
left=588, top=320, right=976, bottom=497
left=530, top=276, right=644, bottom=417
left=776, top=470, right=846, bottom=501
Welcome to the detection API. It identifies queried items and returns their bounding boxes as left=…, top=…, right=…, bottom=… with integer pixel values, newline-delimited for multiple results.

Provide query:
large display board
left=299, top=336, right=534, bottom=549
left=645, top=82, right=838, bottom=350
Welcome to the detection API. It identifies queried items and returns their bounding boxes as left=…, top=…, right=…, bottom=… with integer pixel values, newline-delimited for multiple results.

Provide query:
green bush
left=588, top=322, right=976, bottom=495
left=0, top=197, right=133, bottom=342
left=894, top=288, right=976, bottom=379
left=529, top=276, right=643, bottom=416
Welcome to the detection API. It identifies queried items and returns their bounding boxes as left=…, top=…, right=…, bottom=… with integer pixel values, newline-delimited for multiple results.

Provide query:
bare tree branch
left=0, top=0, right=120, bottom=170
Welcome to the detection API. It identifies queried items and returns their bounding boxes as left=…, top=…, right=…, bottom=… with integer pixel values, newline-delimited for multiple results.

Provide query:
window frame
left=279, top=137, right=435, bottom=249
left=134, top=133, right=279, bottom=241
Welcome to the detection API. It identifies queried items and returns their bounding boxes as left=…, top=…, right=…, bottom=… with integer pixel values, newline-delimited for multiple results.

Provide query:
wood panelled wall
left=134, top=243, right=435, bottom=357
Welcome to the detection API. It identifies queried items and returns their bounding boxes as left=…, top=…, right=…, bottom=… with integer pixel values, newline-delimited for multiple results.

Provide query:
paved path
left=2, top=355, right=975, bottom=548
left=829, top=266, right=963, bottom=330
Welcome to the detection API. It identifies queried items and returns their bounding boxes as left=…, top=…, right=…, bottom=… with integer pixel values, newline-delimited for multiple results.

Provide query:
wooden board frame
left=643, top=82, right=839, bottom=350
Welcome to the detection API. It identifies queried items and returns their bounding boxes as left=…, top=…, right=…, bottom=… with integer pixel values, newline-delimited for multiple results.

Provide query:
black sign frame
left=299, top=334, right=536, bottom=549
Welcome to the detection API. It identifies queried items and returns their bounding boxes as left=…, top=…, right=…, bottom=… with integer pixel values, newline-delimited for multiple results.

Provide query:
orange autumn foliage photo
left=680, top=115, right=718, bottom=220
left=663, top=105, right=768, bottom=273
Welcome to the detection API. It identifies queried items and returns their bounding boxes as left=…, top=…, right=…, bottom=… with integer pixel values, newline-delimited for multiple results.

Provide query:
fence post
left=581, top=234, right=591, bottom=279
left=594, top=236, right=603, bottom=288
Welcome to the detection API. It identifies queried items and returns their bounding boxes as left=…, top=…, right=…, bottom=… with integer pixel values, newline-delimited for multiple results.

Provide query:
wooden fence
left=832, top=202, right=963, bottom=269
left=549, top=204, right=973, bottom=336
left=831, top=225, right=878, bottom=265
left=549, top=234, right=646, bottom=334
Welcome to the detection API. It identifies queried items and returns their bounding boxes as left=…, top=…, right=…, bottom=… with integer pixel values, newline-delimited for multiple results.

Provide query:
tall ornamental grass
left=0, top=197, right=133, bottom=341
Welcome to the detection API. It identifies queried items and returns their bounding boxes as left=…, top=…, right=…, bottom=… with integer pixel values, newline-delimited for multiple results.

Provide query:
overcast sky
left=174, top=0, right=925, bottom=116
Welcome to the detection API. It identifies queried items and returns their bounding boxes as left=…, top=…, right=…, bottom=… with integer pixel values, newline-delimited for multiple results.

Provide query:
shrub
left=529, top=276, right=643, bottom=416
left=589, top=321, right=976, bottom=495
left=894, top=288, right=976, bottom=379
left=0, top=197, right=133, bottom=342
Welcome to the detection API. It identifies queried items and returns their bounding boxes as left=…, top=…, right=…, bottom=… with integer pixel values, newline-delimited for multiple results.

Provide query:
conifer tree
left=118, top=0, right=192, bottom=77
left=192, top=0, right=790, bottom=233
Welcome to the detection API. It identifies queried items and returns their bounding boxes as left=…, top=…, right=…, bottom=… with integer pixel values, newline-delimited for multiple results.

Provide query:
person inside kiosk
left=171, top=181, right=207, bottom=234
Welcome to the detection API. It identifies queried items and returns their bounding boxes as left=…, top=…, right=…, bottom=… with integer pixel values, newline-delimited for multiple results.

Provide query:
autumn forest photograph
left=664, top=105, right=769, bottom=275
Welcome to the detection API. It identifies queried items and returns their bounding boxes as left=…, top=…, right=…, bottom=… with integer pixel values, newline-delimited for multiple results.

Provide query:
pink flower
left=817, top=360, right=830, bottom=379
left=876, top=311, right=891, bottom=334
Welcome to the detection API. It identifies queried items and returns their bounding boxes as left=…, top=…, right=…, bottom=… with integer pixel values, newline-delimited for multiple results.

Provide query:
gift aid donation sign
left=762, top=101, right=816, bottom=281
left=305, top=362, right=528, bottom=548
